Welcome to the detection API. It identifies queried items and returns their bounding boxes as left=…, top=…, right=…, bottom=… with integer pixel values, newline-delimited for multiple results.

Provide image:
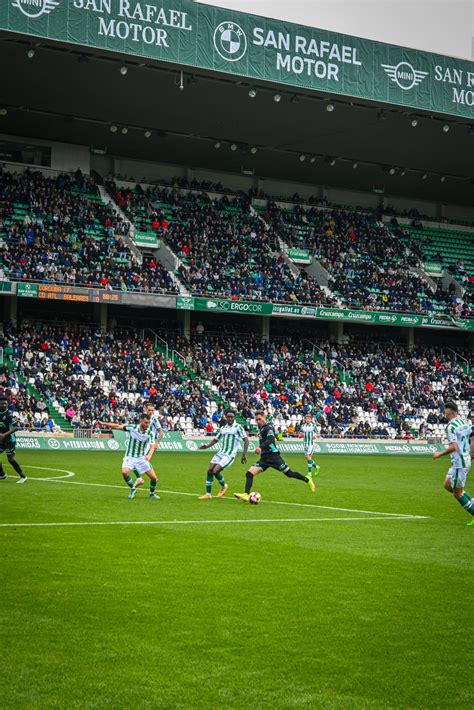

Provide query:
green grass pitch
left=1, top=451, right=473, bottom=709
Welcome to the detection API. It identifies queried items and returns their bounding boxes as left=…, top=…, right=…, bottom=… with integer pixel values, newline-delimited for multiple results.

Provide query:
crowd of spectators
left=264, top=203, right=472, bottom=317
left=0, top=322, right=471, bottom=439
left=0, top=168, right=178, bottom=294
left=110, top=183, right=336, bottom=306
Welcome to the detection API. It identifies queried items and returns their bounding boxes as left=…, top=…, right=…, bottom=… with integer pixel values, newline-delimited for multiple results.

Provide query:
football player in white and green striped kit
left=97, top=414, right=160, bottom=500
left=198, top=411, right=249, bottom=499
left=134, top=401, right=164, bottom=488
left=300, top=414, right=321, bottom=479
left=432, top=402, right=473, bottom=526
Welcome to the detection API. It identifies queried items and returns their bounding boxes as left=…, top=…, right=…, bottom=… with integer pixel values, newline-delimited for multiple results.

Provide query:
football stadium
left=0, top=0, right=473, bottom=707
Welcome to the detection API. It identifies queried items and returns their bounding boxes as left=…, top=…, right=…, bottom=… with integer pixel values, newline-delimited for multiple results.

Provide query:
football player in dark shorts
left=234, top=411, right=315, bottom=502
left=0, top=396, right=27, bottom=484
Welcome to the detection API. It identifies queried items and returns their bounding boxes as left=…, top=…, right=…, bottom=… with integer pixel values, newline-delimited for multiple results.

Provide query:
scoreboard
left=17, top=282, right=123, bottom=303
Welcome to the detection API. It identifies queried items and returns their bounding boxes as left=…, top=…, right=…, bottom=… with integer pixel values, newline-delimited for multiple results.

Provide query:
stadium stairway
left=3, top=356, right=72, bottom=432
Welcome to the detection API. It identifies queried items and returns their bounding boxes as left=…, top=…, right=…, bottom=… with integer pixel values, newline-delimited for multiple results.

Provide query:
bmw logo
left=213, top=22, right=247, bottom=62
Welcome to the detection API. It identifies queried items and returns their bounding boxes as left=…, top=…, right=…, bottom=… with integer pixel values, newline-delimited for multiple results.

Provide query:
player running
left=234, top=410, right=315, bottom=502
left=97, top=414, right=159, bottom=500
left=198, top=410, right=249, bottom=499
left=0, top=396, right=27, bottom=484
left=432, top=401, right=473, bottom=526
left=299, top=413, right=321, bottom=480
left=134, top=400, right=163, bottom=489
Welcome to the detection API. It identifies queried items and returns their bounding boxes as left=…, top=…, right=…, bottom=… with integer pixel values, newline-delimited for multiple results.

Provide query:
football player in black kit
left=0, top=396, right=27, bottom=483
left=234, top=411, right=315, bottom=501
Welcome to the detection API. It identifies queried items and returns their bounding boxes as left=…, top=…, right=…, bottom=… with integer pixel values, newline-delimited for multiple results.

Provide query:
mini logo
left=48, top=438, right=60, bottom=449
left=12, top=0, right=60, bottom=19
left=206, top=300, right=218, bottom=309
left=107, top=440, right=119, bottom=451
left=381, top=62, right=428, bottom=90
left=213, top=21, right=247, bottom=62
left=186, top=440, right=198, bottom=451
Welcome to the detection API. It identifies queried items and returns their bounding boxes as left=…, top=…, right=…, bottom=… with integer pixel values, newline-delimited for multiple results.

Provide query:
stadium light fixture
left=299, top=154, right=306, bottom=162
left=27, top=48, right=35, bottom=59
left=0, top=108, right=7, bottom=117
left=120, top=66, right=128, bottom=76
left=411, top=118, right=419, bottom=127
left=310, top=156, right=317, bottom=164
left=440, top=176, right=446, bottom=183
left=274, top=93, right=282, bottom=103
left=389, top=167, right=396, bottom=175
left=326, top=157, right=336, bottom=166
left=214, top=141, right=221, bottom=149
left=422, top=173, right=428, bottom=180
left=144, top=130, right=152, bottom=138
left=400, top=170, right=406, bottom=177
left=109, top=125, right=118, bottom=133
left=250, top=147, right=258, bottom=155
left=248, top=88, right=257, bottom=98
left=326, top=103, right=335, bottom=112
left=121, top=126, right=129, bottom=135
left=290, top=95, right=299, bottom=104
left=230, top=143, right=238, bottom=151
left=352, top=162, right=358, bottom=169
left=442, top=124, right=450, bottom=133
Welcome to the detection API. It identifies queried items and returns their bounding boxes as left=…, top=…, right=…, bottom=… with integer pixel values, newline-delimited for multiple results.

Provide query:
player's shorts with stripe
left=254, top=453, right=290, bottom=473
left=0, top=441, right=16, bottom=456
left=210, top=452, right=236, bottom=470
left=304, top=445, right=315, bottom=456
left=447, top=464, right=471, bottom=490
left=122, top=455, right=152, bottom=475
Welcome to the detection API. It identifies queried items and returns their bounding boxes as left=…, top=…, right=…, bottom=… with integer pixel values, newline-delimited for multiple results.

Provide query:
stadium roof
left=1, top=35, right=473, bottom=205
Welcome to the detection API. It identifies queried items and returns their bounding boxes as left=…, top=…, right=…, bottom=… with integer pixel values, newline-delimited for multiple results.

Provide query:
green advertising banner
left=174, top=296, right=471, bottom=330
left=133, top=231, right=159, bottom=248
left=193, top=297, right=274, bottom=315
left=17, top=282, right=39, bottom=298
left=288, top=248, right=312, bottom=264
left=2, top=1, right=473, bottom=118
left=16, top=434, right=445, bottom=456
left=0, top=281, right=14, bottom=293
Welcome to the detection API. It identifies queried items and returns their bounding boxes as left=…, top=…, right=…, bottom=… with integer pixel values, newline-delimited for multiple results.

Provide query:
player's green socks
left=124, top=474, right=134, bottom=489
left=205, top=473, right=214, bottom=495
left=150, top=479, right=157, bottom=496
left=458, top=492, right=474, bottom=515
left=216, top=472, right=226, bottom=487
left=307, top=460, right=313, bottom=476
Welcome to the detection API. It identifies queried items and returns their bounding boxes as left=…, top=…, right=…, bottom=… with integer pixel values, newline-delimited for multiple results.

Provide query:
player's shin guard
left=458, top=491, right=474, bottom=516
left=245, top=471, right=254, bottom=494
left=10, top=459, right=25, bottom=478
left=205, top=473, right=214, bottom=495
left=284, top=469, right=308, bottom=482
left=307, top=460, right=313, bottom=475
left=216, top=472, right=226, bottom=487
left=124, top=474, right=135, bottom=489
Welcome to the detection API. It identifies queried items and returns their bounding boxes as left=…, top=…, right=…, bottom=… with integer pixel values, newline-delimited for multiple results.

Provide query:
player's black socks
left=0, top=463, right=5, bottom=478
left=245, top=471, right=254, bottom=494
left=10, top=460, right=25, bottom=478
left=284, top=470, right=308, bottom=482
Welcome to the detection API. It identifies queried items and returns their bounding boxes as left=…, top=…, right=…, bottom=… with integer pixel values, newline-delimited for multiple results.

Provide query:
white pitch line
left=10, top=476, right=429, bottom=520
left=0, top=516, right=414, bottom=529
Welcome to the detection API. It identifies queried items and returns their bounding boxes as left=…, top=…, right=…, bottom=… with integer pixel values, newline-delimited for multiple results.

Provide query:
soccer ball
left=249, top=492, right=262, bottom=505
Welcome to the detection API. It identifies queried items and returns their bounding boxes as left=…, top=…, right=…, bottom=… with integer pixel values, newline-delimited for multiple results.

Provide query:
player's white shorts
left=447, top=464, right=471, bottom=490
left=122, top=456, right=152, bottom=475
left=210, top=452, right=236, bottom=470
left=304, top=445, right=315, bottom=456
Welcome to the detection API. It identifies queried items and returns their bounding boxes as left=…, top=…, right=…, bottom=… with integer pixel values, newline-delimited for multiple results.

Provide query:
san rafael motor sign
left=3, top=0, right=474, bottom=118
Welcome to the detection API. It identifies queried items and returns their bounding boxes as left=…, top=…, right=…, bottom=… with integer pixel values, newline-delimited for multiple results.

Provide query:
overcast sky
left=197, top=0, right=474, bottom=60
